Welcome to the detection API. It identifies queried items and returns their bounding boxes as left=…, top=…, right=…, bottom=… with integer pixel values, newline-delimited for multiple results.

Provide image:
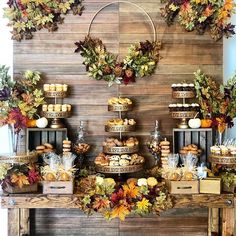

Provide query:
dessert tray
left=209, top=155, right=236, bottom=165
left=95, top=164, right=143, bottom=174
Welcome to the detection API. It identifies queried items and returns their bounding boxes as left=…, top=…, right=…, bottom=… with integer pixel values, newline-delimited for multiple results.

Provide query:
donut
left=36, top=145, right=45, bottom=150
left=63, top=144, right=71, bottom=148
left=161, top=145, right=170, bottom=150
left=44, top=143, right=53, bottom=149
left=63, top=140, right=71, bottom=144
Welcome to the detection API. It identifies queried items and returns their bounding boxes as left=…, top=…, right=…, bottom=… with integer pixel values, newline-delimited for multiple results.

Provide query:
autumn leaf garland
left=77, top=176, right=173, bottom=221
left=4, top=0, right=84, bottom=41
left=161, top=0, right=236, bottom=41
left=75, top=36, right=162, bottom=86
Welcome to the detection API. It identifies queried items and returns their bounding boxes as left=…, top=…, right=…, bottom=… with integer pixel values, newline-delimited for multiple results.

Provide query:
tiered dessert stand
left=171, top=90, right=197, bottom=129
left=42, top=90, right=71, bottom=128
left=96, top=98, right=143, bottom=174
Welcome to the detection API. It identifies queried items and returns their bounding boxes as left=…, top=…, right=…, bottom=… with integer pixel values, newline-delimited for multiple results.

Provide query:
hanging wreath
left=74, top=36, right=161, bottom=86
left=160, top=0, right=236, bottom=41
left=4, top=0, right=84, bottom=41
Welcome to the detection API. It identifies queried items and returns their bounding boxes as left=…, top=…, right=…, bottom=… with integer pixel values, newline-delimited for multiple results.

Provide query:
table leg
left=8, top=209, right=30, bottom=236
left=222, top=207, right=234, bottom=236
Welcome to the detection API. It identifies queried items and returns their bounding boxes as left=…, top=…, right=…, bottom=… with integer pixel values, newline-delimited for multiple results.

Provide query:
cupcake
left=48, top=104, right=54, bottom=112
left=42, top=104, right=48, bottom=112
left=54, top=104, right=62, bottom=112
left=63, top=84, right=68, bottom=92
left=43, top=84, right=50, bottom=92
left=171, top=84, right=178, bottom=91
left=62, top=104, right=67, bottom=112
left=55, top=84, right=63, bottom=92
left=220, top=146, right=229, bottom=155
left=49, top=84, right=55, bottom=91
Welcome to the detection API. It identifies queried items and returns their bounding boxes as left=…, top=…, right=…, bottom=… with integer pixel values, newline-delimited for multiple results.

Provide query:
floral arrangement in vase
left=75, top=36, right=161, bottom=86
left=4, top=0, right=84, bottom=41
left=161, top=0, right=236, bottom=41
left=77, top=176, right=172, bottom=220
left=0, top=65, right=44, bottom=153
left=193, top=69, right=236, bottom=143
left=0, top=163, right=40, bottom=191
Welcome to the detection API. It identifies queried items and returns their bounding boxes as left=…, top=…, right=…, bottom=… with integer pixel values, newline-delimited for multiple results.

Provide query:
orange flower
left=11, top=173, right=29, bottom=188
left=123, top=182, right=139, bottom=198
left=111, top=205, right=130, bottom=221
left=224, top=0, right=235, bottom=11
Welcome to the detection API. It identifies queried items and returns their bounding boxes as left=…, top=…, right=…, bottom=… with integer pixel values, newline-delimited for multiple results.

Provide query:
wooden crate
left=4, top=183, right=38, bottom=194
left=173, top=128, right=214, bottom=164
left=26, top=128, right=67, bottom=154
left=166, top=180, right=199, bottom=194
left=43, top=180, right=74, bottom=194
left=200, top=178, right=221, bottom=194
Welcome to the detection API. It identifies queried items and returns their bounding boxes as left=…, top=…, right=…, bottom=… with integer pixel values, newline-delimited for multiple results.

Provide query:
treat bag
left=62, top=153, right=76, bottom=171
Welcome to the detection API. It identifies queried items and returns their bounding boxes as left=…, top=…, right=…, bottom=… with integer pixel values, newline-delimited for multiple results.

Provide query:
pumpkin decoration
left=26, top=119, right=37, bottom=128
left=188, top=118, right=201, bottom=129
left=201, top=119, right=212, bottom=128
left=36, top=117, right=48, bottom=128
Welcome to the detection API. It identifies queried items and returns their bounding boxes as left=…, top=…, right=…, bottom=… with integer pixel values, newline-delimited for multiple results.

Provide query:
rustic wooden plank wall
left=13, top=0, right=223, bottom=235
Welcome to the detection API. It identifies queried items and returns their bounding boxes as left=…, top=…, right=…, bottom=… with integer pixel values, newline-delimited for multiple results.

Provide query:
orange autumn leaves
left=79, top=176, right=168, bottom=221
left=218, top=0, right=236, bottom=23
left=11, top=173, right=29, bottom=188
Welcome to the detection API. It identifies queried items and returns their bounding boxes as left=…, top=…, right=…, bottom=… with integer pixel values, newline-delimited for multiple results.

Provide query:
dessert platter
left=209, top=143, right=236, bottom=165
left=95, top=97, right=144, bottom=174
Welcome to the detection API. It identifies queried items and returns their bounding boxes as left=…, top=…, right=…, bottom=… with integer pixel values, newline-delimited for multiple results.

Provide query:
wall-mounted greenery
left=4, top=0, right=84, bottom=41
left=161, top=0, right=236, bottom=41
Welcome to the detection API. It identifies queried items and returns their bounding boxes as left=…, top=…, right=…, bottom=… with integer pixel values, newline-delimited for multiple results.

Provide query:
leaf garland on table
left=160, top=0, right=236, bottom=41
left=76, top=176, right=173, bottom=221
left=75, top=36, right=162, bottom=86
left=4, top=0, right=84, bottom=41
left=193, top=69, right=236, bottom=129
left=0, top=163, right=40, bottom=189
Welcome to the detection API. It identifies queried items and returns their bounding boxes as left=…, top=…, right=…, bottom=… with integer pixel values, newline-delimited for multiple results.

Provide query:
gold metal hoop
left=88, top=0, right=156, bottom=42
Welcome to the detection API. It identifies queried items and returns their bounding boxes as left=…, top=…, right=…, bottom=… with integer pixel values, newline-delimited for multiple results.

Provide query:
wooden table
left=0, top=193, right=235, bottom=236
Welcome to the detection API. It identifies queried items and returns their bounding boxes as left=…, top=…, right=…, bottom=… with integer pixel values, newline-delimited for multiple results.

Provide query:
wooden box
left=166, top=180, right=199, bottom=194
left=200, top=178, right=221, bottom=194
left=43, top=180, right=74, bottom=194
left=4, top=183, right=38, bottom=194
left=173, top=128, right=213, bottom=163
left=26, top=128, right=67, bottom=153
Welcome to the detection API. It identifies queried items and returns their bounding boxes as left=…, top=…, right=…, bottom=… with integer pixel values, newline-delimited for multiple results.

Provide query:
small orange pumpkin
left=26, top=119, right=37, bottom=127
left=201, top=119, right=212, bottom=128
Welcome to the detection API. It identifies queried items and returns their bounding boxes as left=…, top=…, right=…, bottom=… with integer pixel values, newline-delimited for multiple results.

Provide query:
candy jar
left=73, top=121, right=90, bottom=168
left=147, top=120, right=162, bottom=166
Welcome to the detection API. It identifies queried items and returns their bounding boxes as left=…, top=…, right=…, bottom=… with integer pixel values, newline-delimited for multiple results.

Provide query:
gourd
left=36, top=117, right=48, bottom=128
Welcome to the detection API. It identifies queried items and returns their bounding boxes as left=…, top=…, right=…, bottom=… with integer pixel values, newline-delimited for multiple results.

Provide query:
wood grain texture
left=13, top=1, right=223, bottom=235
left=1, top=193, right=234, bottom=209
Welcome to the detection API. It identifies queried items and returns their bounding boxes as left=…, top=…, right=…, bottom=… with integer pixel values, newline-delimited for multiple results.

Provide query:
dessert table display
left=95, top=97, right=144, bottom=174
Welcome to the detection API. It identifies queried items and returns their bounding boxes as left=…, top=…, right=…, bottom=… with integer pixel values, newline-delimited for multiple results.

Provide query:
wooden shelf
left=0, top=193, right=234, bottom=209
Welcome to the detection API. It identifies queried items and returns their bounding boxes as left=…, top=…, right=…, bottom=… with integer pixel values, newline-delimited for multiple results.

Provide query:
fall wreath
left=75, top=36, right=161, bottom=86
left=4, top=0, right=84, bottom=41
left=161, top=0, right=236, bottom=41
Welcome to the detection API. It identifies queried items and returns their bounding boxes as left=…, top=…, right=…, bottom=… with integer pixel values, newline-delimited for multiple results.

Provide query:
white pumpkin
left=36, top=117, right=48, bottom=128
left=188, top=118, right=201, bottom=128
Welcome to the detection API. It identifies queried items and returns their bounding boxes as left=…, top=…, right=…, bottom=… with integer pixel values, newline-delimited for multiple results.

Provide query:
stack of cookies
left=36, top=143, right=54, bottom=154
left=179, top=144, right=201, bottom=156
left=160, top=138, right=171, bottom=167
left=63, top=139, right=72, bottom=153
